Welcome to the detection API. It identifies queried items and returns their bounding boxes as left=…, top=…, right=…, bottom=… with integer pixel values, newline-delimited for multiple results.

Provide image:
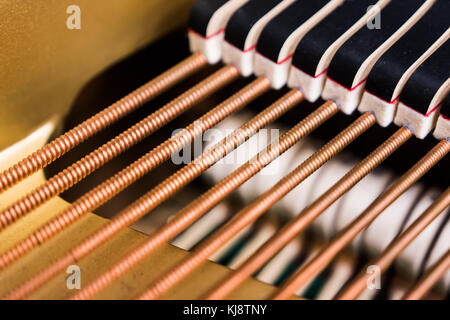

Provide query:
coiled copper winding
left=206, top=126, right=413, bottom=300
left=0, top=64, right=238, bottom=231
left=271, top=139, right=450, bottom=300
left=137, top=112, right=375, bottom=300
left=0, top=53, right=207, bottom=194
left=5, top=94, right=336, bottom=300
left=2, top=77, right=272, bottom=299
left=69, top=88, right=304, bottom=300
left=337, top=187, right=450, bottom=300
left=0, top=72, right=266, bottom=272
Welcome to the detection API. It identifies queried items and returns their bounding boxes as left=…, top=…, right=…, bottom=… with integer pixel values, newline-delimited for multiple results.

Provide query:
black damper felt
left=292, top=0, right=378, bottom=77
left=400, top=41, right=450, bottom=115
left=256, top=0, right=331, bottom=63
left=189, top=0, right=230, bottom=36
left=327, top=0, right=426, bottom=89
left=366, top=1, right=449, bottom=103
left=225, top=0, right=283, bottom=50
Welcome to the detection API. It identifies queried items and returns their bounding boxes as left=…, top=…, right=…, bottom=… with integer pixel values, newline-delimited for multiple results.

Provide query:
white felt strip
left=322, top=0, right=435, bottom=114
left=359, top=29, right=450, bottom=127
left=359, top=91, right=399, bottom=127
left=395, top=77, right=449, bottom=139
left=188, top=0, right=249, bottom=64
left=313, top=0, right=389, bottom=78
left=222, top=0, right=296, bottom=76
left=287, top=0, right=390, bottom=102
left=322, top=77, right=367, bottom=114
left=288, top=67, right=328, bottom=102
left=394, top=101, right=442, bottom=139
left=253, top=0, right=344, bottom=89
left=433, top=114, right=450, bottom=140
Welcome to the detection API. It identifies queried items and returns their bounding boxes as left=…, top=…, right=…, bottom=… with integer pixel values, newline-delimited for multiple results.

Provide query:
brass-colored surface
left=272, top=140, right=450, bottom=300
left=71, top=88, right=303, bottom=300
left=403, top=248, right=450, bottom=300
left=0, top=53, right=207, bottom=194
left=1, top=205, right=281, bottom=300
left=337, top=187, right=450, bottom=300
left=207, top=126, right=412, bottom=300
left=137, top=111, right=374, bottom=300
left=0, top=0, right=195, bottom=150
left=0, top=112, right=281, bottom=300
left=0, top=64, right=237, bottom=231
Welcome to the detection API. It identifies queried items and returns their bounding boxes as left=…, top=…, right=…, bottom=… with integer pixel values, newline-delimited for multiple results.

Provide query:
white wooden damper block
left=433, top=115, right=450, bottom=140
left=433, top=94, right=450, bottom=140
left=322, top=0, right=434, bottom=114
left=394, top=40, right=450, bottom=139
left=359, top=4, right=449, bottom=127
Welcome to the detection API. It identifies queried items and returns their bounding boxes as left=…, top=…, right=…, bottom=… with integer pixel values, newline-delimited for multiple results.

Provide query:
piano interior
left=0, top=0, right=448, bottom=300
